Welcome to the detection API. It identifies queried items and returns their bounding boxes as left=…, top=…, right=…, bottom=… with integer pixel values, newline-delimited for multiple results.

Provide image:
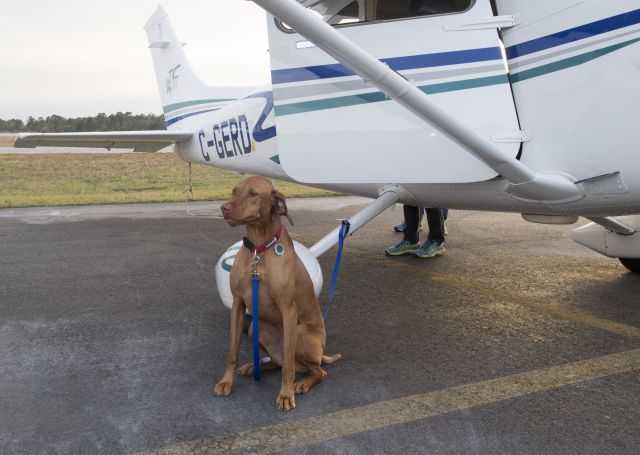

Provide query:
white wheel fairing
left=215, top=240, right=324, bottom=309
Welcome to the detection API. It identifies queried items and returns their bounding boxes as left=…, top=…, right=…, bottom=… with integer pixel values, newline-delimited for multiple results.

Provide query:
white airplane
left=15, top=0, right=640, bottom=278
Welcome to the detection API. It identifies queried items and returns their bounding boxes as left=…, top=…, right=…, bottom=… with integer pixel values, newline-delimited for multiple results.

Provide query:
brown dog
left=214, top=176, right=340, bottom=411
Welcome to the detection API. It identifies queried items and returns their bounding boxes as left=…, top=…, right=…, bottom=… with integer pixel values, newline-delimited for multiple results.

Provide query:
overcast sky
left=0, top=1, right=271, bottom=120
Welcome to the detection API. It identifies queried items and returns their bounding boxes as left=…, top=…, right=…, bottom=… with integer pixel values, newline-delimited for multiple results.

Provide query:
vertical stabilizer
left=144, top=6, right=248, bottom=129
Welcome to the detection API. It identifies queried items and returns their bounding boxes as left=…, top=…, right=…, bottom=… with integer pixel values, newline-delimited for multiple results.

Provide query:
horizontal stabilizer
left=14, top=131, right=192, bottom=153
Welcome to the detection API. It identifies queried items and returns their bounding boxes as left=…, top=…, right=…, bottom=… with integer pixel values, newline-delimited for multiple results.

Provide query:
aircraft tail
left=144, top=6, right=249, bottom=129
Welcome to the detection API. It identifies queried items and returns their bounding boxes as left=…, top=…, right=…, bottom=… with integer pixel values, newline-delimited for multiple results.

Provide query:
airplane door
left=266, top=0, right=522, bottom=183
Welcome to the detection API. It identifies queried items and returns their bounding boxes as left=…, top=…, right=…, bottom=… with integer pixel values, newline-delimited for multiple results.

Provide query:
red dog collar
left=243, top=225, right=283, bottom=254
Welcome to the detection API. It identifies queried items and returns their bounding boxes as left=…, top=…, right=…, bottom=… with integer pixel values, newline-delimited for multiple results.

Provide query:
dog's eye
left=249, top=191, right=258, bottom=198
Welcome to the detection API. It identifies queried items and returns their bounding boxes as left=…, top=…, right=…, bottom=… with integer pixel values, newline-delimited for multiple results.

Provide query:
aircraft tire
left=619, top=258, right=640, bottom=273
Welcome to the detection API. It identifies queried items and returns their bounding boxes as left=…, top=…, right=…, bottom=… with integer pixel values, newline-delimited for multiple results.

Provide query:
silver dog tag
left=274, top=243, right=285, bottom=256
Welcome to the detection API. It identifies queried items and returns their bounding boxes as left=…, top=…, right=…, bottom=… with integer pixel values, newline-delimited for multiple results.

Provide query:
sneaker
left=384, top=239, right=420, bottom=256
left=393, top=221, right=407, bottom=232
left=415, top=239, right=445, bottom=258
left=393, top=221, right=423, bottom=232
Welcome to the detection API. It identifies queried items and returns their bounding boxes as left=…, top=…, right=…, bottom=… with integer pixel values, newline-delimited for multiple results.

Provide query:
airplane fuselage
left=168, top=0, right=640, bottom=219
left=172, top=86, right=640, bottom=218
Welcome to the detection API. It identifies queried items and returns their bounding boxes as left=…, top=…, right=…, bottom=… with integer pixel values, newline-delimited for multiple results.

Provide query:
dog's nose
left=221, top=202, right=232, bottom=215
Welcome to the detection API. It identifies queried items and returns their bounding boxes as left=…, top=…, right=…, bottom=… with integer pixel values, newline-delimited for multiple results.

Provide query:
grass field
left=0, top=152, right=341, bottom=208
left=0, top=135, right=15, bottom=147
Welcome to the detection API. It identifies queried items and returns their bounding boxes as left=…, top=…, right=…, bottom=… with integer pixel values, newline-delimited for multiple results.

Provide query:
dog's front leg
left=277, top=303, right=298, bottom=411
left=214, top=295, right=245, bottom=396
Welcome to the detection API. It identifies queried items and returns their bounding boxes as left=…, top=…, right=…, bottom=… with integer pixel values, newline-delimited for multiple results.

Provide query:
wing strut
left=253, top=0, right=583, bottom=203
left=587, top=217, right=636, bottom=236
left=310, top=186, right=403, bottom=258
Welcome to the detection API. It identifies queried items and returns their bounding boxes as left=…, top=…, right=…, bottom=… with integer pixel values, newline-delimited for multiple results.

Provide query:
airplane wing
left=13, top=131, right=193, bottom=153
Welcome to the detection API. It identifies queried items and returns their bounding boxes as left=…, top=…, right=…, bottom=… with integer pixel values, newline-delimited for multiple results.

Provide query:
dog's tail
left=322, top=353, right=342, bottom=365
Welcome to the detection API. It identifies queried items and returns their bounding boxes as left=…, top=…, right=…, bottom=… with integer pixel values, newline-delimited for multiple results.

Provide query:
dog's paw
left=214, top=379, right=234, bottom=397
left=276, top=392, right=296, bottom=412
left=237, top=363, right=254, bottom=376
left=294, top=380, right=311, bottom=395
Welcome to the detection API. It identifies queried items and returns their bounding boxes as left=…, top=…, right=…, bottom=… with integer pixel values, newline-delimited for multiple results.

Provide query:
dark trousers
left=403, top=205, right=445, bottom=244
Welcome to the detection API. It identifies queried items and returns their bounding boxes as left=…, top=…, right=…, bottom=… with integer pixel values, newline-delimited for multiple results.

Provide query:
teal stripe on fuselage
left=510, top=36, right=640, bottom=83
left=273, top=33, right=640, bottom=117
left=275, top=92, right=385, bottom=116
left=420, top=74, right=508, bottom=94
left=163, top=98, right=234, bottom=114
left=274, top=74, right=508, bottom=117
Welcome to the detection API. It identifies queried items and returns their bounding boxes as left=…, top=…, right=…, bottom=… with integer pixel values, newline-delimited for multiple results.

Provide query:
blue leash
left=324, top=220, right=350, bottom=321
left=251, top=257, right=261, bottom=381
left=245, top=226, right=284, bottom=382
left=251, top=274, right=261, bottom=381
left=251, top=220, right=350, bottom=381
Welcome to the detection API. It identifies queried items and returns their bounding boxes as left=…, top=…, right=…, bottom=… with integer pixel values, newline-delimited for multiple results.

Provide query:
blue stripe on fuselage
left=271, top=46, right=503, bottom=84
left=164, top=92, right=277, bottom=142
left=506, top=8, right=640, bottom=59
left=165, top=108, right=219, bottom=127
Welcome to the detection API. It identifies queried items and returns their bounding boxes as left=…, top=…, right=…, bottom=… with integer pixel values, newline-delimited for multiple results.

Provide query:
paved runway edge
left=138, top=348, right=640, bottom=455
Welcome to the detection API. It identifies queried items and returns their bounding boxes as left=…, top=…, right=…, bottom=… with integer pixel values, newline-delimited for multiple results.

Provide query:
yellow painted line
left=139, top=348, right=640, bottom=455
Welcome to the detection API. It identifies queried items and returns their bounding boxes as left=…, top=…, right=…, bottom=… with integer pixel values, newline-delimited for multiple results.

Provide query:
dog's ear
left=271, top=189, right=294, bottom=225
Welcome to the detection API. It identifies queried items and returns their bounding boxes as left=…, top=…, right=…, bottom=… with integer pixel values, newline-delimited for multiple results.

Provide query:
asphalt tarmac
left=1, top=198, right=639, bottom=454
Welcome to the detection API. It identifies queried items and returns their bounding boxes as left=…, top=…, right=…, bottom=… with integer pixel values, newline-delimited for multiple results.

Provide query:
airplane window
left=279, top=0, right=363, bottom=29
left=277, top=0, right=473, bottom=31
left=376, top=0, right=472, bottom=20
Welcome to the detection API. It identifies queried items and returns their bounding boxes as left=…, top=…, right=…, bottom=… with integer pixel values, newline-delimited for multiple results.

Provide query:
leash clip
left=252, top=252, right=261, bottom=280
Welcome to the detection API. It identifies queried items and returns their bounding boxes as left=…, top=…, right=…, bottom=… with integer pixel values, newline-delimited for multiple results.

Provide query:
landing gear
left=619, top=258, right=640, bottom=273
left=572, top=216, right=640, bottom=274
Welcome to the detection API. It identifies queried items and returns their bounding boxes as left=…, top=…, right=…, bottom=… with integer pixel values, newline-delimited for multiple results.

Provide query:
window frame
left=274, top=0, right=477, bottom=34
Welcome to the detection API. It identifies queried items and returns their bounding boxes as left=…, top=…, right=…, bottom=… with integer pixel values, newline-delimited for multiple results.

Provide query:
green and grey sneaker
left=384, top=239, right=420, bottom=256
left=415, top=239, right=445, bottom=258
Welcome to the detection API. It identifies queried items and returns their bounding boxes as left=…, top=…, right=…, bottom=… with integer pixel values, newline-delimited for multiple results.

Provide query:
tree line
left=0, top=112, right=165, bottom=133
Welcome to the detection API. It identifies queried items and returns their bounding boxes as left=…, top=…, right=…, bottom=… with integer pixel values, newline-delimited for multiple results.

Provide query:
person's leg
left=425, top=208, right=444, bottom=244
left=442, top=208, right=449, bottom=235
left=394, top=207, right=425, bottom=232
left=403, top=205, right=420, bottom=244
left=385, top=205, right=420, bottom=255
